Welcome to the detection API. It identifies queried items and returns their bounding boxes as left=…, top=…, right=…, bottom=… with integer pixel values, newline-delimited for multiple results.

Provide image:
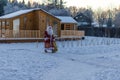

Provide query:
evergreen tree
left=60, top=0, right=66, bottom=9
left=27, top=1, right=31, bottom=8
left=22, top=0, right=25, bottom=5
left=114, top=12, right=120, bottom=27
left=0, top=0, right=7, bottom=16
left=54, top=0, right=57, bottom=6
left=4, top=2, right=13, bottom=14
left=49, top=8, right=70, bottom=16
left=84, top=9, right=93, bottom=26
left=4, top=0, right=27, bottom=14
left=107, top=10, right=112, bottom=27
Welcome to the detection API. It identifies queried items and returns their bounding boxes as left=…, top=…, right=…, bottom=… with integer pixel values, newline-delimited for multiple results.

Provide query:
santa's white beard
left=47, top=29, right=53, bottom=36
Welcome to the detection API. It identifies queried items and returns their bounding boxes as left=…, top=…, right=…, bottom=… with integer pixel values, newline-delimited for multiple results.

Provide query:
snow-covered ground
left=0, top=36, right=120, bottom=80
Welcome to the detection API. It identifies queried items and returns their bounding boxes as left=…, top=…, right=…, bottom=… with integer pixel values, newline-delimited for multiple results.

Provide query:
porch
left=0, top=30, right=85, bottom=43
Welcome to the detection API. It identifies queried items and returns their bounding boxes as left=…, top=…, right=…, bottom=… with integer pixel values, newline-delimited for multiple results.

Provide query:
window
left=65, top=24, right=70, bottom=30
left=0, top=21, right=1, bottom=30
left=2, top=21, right=5, bottom=28
left=52, top=21, right=58, bottom=35
left=29, top=19, right=32, bottom=22
left=53, top=24, right=58, bottom=36
left=46, top=16, right=50, bottom=25
left=6, top=21, right=9, bottom=26
left=80, top=16, right=82, bottom=18
left=42, top=20, right=44, bottom=23
left=24, top=17, right=27, bottom=22
left=75, top=17, right=78, bottom=19
left=6, top=21, right=10, bottom=29
left=61, top=24, right=64, bottom=30
left=24, top=17, right=27, bottom=29
left=66, top=26, right=70, bottom=30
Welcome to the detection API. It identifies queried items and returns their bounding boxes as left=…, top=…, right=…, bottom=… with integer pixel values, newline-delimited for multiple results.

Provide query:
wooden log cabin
left=0, top=8, right=61, bottom=38
left=0, top=9, right=85, bottom=42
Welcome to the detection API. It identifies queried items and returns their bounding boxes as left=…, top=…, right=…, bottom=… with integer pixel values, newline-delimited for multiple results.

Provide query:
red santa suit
left=44, top=26, right=55, bottom=53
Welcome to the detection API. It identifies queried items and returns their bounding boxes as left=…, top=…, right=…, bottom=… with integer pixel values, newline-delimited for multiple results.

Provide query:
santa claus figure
left=44, top=25, right=58, bottom=53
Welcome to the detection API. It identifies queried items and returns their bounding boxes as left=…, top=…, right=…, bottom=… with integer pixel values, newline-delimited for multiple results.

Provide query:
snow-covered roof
left=0, top=8, right=60, bottom=20
left=56, top=16, right=77, bottom=24
left=0, top=9, right=34, bottom=19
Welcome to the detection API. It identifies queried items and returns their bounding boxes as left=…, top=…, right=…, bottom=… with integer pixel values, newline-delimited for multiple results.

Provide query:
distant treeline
left=79, top=27, right=120, bottom=38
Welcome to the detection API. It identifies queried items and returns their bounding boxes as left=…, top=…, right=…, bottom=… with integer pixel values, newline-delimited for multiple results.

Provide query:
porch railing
left=61, top=30, right=85, bottom=37
left=0, top=30, right=41, bottom=38
left=0, top=30, right=85, bottom=39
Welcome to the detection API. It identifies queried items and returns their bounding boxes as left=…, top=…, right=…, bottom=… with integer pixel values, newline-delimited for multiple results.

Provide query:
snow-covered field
left=0, top=36, right=120, bottom=80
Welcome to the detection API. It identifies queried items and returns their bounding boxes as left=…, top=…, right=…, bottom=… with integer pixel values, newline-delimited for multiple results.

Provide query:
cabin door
left=13, top=19, right=20, bottom=37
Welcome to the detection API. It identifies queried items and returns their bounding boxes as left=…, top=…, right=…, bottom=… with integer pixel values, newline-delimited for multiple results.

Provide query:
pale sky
left=64, top=0, right=120, bottom=10
left=17, top=0, right=120, bottom=10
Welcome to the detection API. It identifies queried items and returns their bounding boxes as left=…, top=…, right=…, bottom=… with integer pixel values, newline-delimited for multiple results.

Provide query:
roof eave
left=61, top=22, right=77, bottom=24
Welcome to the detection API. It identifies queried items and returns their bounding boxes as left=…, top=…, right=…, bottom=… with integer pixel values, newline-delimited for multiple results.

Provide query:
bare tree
left=68, top=6, right=78, bottom=17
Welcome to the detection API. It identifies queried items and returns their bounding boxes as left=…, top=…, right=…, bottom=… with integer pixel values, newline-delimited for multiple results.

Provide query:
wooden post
left=0, top=21, right=1, bottom=37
